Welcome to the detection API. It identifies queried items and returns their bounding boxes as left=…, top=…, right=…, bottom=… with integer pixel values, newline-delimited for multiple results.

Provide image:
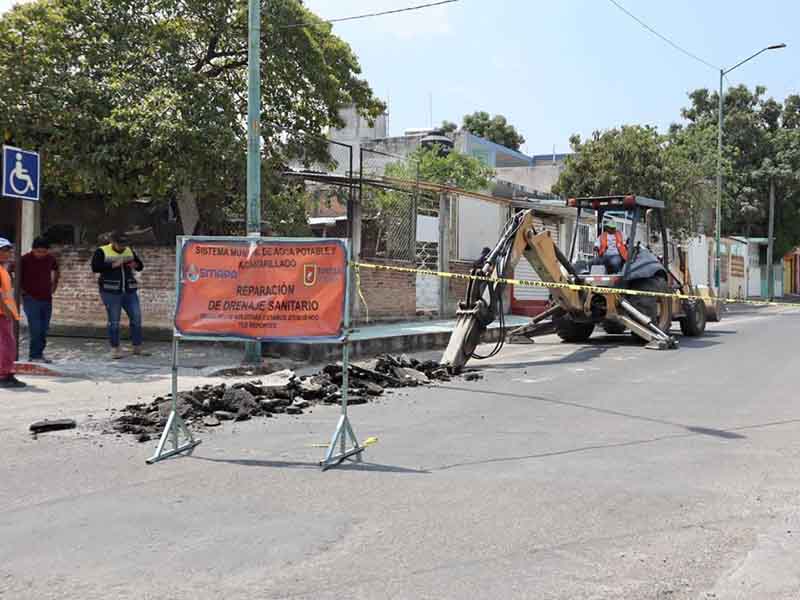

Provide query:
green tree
left=440, top=120, right=458, bottom=135
left=680, top=85, right=800, bottom=253
left=553, top=125, right=715, bottom=238
left=462, top=111, right=525, bottom=151
left=0, top=0, right=384, bottom=234
left=385, top=145, right=494, bottom=190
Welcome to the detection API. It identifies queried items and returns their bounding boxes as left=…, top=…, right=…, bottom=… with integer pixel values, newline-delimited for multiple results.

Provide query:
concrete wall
left=496, top=164, right=565, bottom=194
left=456, top=196, right=506, bottom=261
left=329, top=106, right=388, bottom=143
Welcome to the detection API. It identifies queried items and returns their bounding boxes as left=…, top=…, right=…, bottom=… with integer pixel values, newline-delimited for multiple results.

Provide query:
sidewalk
left=14, top=315, right=531, bottom=380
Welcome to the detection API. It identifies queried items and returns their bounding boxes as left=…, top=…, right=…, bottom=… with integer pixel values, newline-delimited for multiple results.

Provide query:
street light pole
left=767, top=179, right=776, bottom=300
left=244, top=0, right=262, bottom=364
left=715, top=68, right=723, bottom=290
left=714, top=43, right=785, bottom=295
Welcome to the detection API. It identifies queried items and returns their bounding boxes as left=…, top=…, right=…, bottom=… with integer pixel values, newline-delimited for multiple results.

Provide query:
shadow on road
left=4, top=383, right=49, bottom=394
left=490, top=332, right=722, bottom=370
left=190, top=455, right=429, bottom=474
left=441, top=385, right=747, bottom=443
left=674, top=338, right=720, bottom=349
left=684, top=426, right=746, bottom=439
left=484, top=345, right=613, bottom=370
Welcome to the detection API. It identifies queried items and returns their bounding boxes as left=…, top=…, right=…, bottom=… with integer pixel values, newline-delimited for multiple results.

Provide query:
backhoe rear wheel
left=554, top=315, right=595, bottom=343
left=627, top=276, right=672, bottom=334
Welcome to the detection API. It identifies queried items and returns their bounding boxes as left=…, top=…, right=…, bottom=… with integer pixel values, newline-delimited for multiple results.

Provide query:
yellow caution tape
left=351, top=261, right=800, bottom=309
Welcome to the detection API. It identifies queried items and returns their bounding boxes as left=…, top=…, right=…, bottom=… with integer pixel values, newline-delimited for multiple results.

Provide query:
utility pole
left=714, top=43, right=785, bottom=294
left=243, top=0, right=262, bottom=364
left=715, top=68, right=723, bottom=292
left=767, top=179, right=776, bottom=300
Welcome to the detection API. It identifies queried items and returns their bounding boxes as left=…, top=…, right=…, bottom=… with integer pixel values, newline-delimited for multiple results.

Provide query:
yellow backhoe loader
left=441, top=195, right=714, bottom=373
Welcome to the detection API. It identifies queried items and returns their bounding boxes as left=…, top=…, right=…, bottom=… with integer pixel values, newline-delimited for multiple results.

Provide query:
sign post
left=320, top=241, right=364, bottom=471
left=2, top=145, right=41, bottom=360
left=146, top=237, right=201, bottom=464
left=148, top=236, right=364, bottom=469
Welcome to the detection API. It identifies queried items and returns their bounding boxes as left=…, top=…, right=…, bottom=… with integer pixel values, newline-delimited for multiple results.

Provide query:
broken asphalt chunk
left=30, top=419, right=77, bottom=434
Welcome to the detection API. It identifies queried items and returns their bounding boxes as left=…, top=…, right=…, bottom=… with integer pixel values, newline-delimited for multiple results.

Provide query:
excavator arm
left=440, top=210, right=578, bottom=372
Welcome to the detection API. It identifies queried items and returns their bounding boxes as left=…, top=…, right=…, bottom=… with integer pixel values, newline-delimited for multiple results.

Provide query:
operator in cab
left=593, top=218, right=628, bottom=274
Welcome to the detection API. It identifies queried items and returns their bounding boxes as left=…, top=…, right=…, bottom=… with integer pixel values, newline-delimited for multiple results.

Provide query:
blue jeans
left=100, top=291, right=143, bottom=348
left=593, top=254, right=624, bottom=274
left=22, top=296, right=52, bottom=360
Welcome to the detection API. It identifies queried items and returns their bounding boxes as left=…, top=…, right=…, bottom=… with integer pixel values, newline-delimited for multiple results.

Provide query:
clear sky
left=2, top=0, right=796, bottom=156
left=304, top=0, right=797, bottom=155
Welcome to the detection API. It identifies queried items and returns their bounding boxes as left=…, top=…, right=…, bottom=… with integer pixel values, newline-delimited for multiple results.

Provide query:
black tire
left=554, top=315, right=595, bottom=343
left=706, top=299, right=722, bottom=322
left=627, top=276, right=672, bottom=333
left=680, top=300, right=706, bottom=336
left=602, top=321, right=627, bottom=335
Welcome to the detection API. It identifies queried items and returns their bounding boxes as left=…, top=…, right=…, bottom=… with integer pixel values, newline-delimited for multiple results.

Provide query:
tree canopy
left=553, top=125, right=715, bottom=238
left=0, top=0, right=384, bottom=234
left=385, top=145, right=494, bottom=191
left=678, top=85, right=800, bottom=254
left=554, top=86, right=800, bottom=250
left=461, top=111, right=525, bottom=151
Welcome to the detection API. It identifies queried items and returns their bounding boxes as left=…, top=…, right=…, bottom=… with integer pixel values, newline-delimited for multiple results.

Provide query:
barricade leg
left=320, top=339, right=364, bottom=471
left=147, top=337, right=201, bottom=464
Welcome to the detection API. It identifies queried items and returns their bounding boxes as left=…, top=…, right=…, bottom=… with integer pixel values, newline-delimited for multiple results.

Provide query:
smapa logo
left=184, top=264, right=238, bottom=283
left=303, top=264, right=318, bottom=287
left=185, top=263, right=200, bottom=283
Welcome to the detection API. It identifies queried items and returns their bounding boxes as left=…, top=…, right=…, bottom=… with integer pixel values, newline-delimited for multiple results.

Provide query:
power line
left=280, top=0, right=459, bottom=30
left=606, top=0, right=719, bottom=71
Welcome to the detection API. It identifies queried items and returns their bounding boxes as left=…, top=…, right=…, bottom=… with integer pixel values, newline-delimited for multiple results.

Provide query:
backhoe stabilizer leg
left=616, top=300, right=678, bottom=350
left=508, top=305, right=565, bottom=341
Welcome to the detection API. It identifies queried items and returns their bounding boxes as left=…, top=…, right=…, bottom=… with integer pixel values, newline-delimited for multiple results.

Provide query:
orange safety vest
left=0, top=265, right=20, bottom=321
left=598, top=231, right=628, bottom=261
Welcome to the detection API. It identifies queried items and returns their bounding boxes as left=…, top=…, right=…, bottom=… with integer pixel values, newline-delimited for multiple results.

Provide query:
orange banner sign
left=174, top=238, right=347, bottom=341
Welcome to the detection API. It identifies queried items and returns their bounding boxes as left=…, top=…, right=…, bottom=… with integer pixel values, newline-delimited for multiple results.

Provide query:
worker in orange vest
left=0, top=238, right=25, bottom=388
left=593, top=218, right=628, bottom=274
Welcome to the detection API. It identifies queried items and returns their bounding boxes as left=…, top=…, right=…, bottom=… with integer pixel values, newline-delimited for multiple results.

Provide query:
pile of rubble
left=111, top=354, right=480, bottom=442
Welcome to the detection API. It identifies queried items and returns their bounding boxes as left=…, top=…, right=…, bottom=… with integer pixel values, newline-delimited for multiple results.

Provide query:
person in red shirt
left=0, top=237, right=25, bottom=388
left=20, top=237, right=60, bottom=363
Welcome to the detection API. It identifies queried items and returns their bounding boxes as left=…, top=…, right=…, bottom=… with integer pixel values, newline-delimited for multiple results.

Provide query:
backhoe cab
left=440, top=195, right=709, bottom=373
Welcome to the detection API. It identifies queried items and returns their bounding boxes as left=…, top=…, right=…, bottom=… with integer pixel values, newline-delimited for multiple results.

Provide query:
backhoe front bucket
left=440, top=301, right=491, bottom=373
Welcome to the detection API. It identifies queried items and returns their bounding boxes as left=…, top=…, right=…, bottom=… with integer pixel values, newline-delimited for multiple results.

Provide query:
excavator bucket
left=440, top=301, right=491, bottom=372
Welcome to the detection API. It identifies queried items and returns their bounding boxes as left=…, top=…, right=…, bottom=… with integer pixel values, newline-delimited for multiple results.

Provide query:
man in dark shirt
left=21, top=237, right=60, bottom=363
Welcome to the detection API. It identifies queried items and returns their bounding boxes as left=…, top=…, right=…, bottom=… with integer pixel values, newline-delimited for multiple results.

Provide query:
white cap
left=0, top=238, right=11, bottom=249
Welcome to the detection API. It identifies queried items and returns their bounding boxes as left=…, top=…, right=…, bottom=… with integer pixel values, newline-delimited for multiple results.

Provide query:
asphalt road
left=1, top=305, right=799, bottom=599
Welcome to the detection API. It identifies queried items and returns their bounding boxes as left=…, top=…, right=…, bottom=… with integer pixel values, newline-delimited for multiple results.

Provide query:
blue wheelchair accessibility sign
left=2, top=145, right=40, bottom=202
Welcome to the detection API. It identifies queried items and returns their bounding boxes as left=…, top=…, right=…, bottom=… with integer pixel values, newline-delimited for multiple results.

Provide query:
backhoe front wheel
left=680, top=300, right=706, bottom=337
left=554, top=315, right=595, bottom=343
